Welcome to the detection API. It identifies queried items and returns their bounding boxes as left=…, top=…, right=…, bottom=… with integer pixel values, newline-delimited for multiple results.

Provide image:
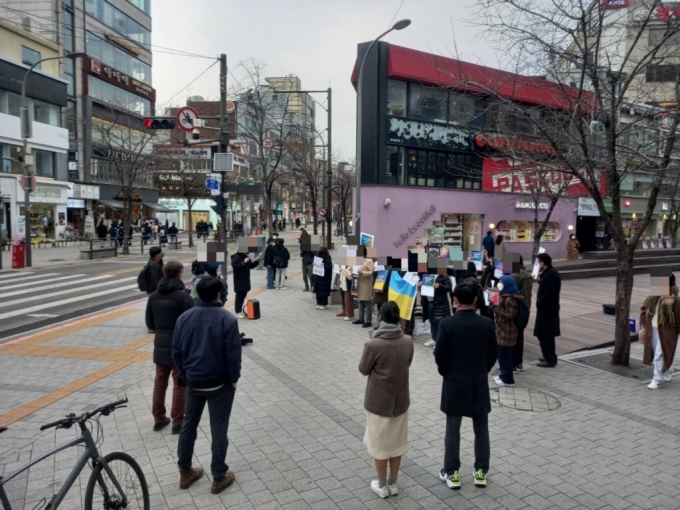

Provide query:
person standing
left=231, top=250, right=259, bottom=319
left=424, top=273, right=453, bottom=347
left=263, top=238, right=276, bottom=290
left=315, top=246, right=333, bottom=310
left=108, top=222, right=117, bottom=248
left=490, top=275, right=522, bottom=387
left=146, top=260, right=194, bottom=434
left=353, top=258, right=375, bottom=328
left=173, top=277, right=241, bottom=495
left=566, top=234, right=580, bottom=260
left=494, top=234, right=506, bottom=263
left=534, top=252, right=561, bottom=368
left=359, top=302, right=414, bottom=499
left=300, top=231, right=316, bottom=293
left=273, top=239, right=290, bottom=290
left=97, top=219, right=108, bottom=247
left=482, top=231, right=495, bottom=259
left=189, top=261, right=208, bottom=304
left=296, top=217, right=301, bottom=229
left=511, top=256, right=533, bottom=372
left=340, top=265, right=355, bottom=321
left=434, top=283, right=497, bottom=490
left=168, top=222, right=179, bottom=244
left=146, top=247, right=164, bottom=296
left=640, top=271, right=680, bottom=389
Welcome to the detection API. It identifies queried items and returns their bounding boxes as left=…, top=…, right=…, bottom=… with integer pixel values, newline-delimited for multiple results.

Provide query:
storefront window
left=34, top=99, right=61, bottom=126
left=408, top=84, right=448, bottom=123
left=397, top=146, right=481, bottom=189
left=1, top=144, right=23, bottom=174
left=496, top=220, right=560, bottom=242
left=126, top=0, right=150, bottom=15
left=387, top=80, right=407, bottom=117
left=35, top=150, right=54, bottom=177
left=86, top=32, right=151, bottom=85
left=420, top=213, right=485, bottom=256
left=87, top=75, right=151, bottom=115
left=385, top=146, right=403, bottom=185
left=448, top=92, right=485, bottom=128
left=85, top=0, right=151, bottom=49
left=20, top=204, right=56, bottom=240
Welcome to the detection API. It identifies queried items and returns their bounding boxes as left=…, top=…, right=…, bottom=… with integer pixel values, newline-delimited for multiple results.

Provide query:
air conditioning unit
left=589, top=121, right=605, bottom=134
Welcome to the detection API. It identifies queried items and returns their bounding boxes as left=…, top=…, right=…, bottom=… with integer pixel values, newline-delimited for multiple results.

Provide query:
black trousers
left=235, top=291, right=247, bottom=314
left=512, top=328, right=525, bottom=367
left=538, top=335, right=557, bottom=364
left=444, top=413, right=490, bottom=475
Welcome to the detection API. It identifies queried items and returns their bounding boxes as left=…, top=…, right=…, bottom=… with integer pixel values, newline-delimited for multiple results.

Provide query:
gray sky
left=152, top=0, right=496, bottom=159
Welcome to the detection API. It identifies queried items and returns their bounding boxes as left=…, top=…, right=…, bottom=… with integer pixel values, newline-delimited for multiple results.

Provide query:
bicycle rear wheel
left=84, top=452, right=149, bottom=510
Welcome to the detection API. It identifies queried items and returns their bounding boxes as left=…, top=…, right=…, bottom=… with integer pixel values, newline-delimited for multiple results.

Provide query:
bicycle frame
left=0, top=423, right=127, bottom=509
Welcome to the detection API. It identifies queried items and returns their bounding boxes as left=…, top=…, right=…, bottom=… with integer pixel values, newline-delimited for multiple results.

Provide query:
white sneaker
left=236, top=312, right=246, bottom=319
left=344, top=317, right=352, bottom=321
left=387, top=484, right=398, bottom=496
left=370, top=480, right=390, bottom=498
left=495, top=379, right=515, bottom=387
left=281, top=286, right=287, bottom=290
left=647, top=379, right=661, bottom=389
left=318, top=306, right=326, bottom=310
left=662, top=371, right=672, bottom=382
left=424, top=339, right=435, bottom=347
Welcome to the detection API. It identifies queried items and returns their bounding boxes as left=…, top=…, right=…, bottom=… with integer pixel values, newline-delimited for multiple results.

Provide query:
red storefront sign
left=83, top=57, right=156, bottom=102
left=475, top=133, right=557, bottom=155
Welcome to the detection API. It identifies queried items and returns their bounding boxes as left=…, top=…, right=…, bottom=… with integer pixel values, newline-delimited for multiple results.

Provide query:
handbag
left=638, top=328, right=647, bottom=345
left=273, top=255, right=283, bottom=267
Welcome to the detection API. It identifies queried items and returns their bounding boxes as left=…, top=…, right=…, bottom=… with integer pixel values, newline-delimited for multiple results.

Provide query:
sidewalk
left=1, top=267, right=679, bottom=509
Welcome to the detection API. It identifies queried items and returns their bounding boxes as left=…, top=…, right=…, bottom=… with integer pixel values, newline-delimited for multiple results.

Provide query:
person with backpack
left=490, top=275, right=524, bottom=387
left=138, top=246, right=164, bottom=332
left=273, top=239, right=290, bottom=290
left=511, top=256, right=533, bottom=372
left=190, top=261, right=208, bottom=304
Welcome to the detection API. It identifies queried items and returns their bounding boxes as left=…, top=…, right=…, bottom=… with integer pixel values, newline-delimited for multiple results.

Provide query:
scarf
left=646, top=288, right=678, bottom=328
left=370, top=321, right=402, bottom=339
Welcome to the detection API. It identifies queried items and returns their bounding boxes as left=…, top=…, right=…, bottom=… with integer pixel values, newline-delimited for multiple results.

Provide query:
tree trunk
left=122, top=199, right=131, bottom=255
left=311, top=198, right=318, bottom=235
left=610, top=244, right=635, bottom=366
left=187, top=201, right=194, bottom=249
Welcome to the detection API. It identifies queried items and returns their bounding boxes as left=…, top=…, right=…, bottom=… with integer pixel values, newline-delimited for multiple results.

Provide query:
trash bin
left=12, top=243, right=26, bottom=269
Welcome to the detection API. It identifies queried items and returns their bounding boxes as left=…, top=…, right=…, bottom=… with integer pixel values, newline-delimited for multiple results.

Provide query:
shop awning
left=145, top=202, right=175, bottom=212
left=96, top=199, right=124, bottom=210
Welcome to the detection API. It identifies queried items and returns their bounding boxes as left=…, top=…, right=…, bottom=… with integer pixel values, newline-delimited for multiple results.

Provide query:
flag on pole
left=387, top=271, right=418, bottom=321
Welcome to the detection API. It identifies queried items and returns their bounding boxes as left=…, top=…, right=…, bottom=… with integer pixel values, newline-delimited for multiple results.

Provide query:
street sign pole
left=219, top=53, right=229, bottom=278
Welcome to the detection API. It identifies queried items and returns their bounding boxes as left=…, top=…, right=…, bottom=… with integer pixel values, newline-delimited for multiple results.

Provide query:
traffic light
left=142, top=117, right=176, bottom=129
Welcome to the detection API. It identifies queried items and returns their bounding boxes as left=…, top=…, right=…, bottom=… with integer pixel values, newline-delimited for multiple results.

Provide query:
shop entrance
left=576, top=216, right=597, bottom=252
left=183, top=210, right=209, bottom=231
left=419, top=213, right=484, bottom=258
left=19, top=204, right=56, bottom=241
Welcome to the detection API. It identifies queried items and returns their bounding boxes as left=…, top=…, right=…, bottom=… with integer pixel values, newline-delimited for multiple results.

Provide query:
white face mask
left=497, top=282, right=504, bottom=291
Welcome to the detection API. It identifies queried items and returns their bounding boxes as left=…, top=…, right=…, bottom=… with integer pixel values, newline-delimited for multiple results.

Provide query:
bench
left=80, top=247, right=117, bottom=260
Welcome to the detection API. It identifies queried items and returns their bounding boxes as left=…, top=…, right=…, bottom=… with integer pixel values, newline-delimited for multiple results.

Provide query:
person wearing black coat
left=168, top=222, right=179, bottom=243
left=533, top=252, right=561, bottom=367
left=145, top=260, right=194, bottom=434
left=434, top=282, right=497, bottom=489
left=96, top=219, right=108, bottom=246
left=231, top=251, right=259, bottom=318
left=263, top=238, right=276, bottom=289
left=430, top=273, right=453, bottom=340
left=146, top=246, right=164, bottom=296
left=273, top=239, right=291, bottom=290
left=314, top=247, right=333, bottom=309
left=108, top=224, right=118, bottom=248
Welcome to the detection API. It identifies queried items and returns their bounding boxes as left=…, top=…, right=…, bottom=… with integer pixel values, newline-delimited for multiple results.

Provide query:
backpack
left=514, top=298, right=530, bottom=331
left=137, top=262, right=150, bottom=292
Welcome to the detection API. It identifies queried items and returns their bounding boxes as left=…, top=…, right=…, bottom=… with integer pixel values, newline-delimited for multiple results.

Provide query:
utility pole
left=326, top=87, right=332, bottom=249
left=219, top=53, right=229, bottom=278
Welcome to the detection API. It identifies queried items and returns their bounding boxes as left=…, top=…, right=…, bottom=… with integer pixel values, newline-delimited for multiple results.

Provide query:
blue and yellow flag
left=387, top=271, right=417, bottom=321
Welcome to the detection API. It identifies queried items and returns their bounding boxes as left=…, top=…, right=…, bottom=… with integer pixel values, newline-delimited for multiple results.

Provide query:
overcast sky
left=151, top=0, right=497, bottom=159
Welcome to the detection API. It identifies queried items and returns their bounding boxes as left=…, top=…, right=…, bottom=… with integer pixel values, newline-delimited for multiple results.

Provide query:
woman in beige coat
left=359, top=301, right=414, bottom=499
left=353, top=258, right=375, bottom=328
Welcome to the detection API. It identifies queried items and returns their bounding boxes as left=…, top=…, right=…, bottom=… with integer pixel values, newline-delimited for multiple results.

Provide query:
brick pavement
left=1, top=264, right=680, bottom=509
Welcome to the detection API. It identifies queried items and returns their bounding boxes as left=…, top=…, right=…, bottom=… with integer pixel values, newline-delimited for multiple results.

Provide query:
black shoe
left=538, top=358, right=545, bottom=362
left=171, top=425, right=181, bottom=435
left=352, top=320, right=364, bottom=325
left=153, top=417, right=170, bottom=432
left=362, top=323, right=373, bottom=328
left=536, top=360, right=556, bottom=368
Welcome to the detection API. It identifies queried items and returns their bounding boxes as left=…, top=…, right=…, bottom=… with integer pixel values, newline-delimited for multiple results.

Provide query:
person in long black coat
left=533, top=252, right=561, bottom=367
left=97, top=219, right=108, bottom=246
left=231, top=251, right=259, bottom=318
left=314, top=247, right=333, bottom=309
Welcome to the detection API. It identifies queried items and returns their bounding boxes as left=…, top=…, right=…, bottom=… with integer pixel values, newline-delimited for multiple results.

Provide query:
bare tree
left=290, top=141, right=323, bottom=235
left=662, top=169, right=680, bottom=247
left=333, top=162, right=356, bottom=239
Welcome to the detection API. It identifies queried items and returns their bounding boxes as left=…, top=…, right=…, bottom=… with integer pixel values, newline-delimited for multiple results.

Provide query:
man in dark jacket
left=482, top=231, right=495, bottom=258
left=204, top=262, right=229, bottom=305
left=434, top=282, right=497, bottom=490
left=534, top=252, right=561, bottom=367
left=168, top=222, right=179, bottom=243
left=299, top=230, right=316, bottom=292
left=231, top=251, right=259, bottom=319
left=263, top=238, right=276, bottom=289
left=273, top=239, right=290, bottom=290
left=511, top=255, right=533, bottom=372
left=173, top=277, right=241, bottom=495
left=146, top=260, right=193, bottom=434
left=146, top=246, right=164, bottom=295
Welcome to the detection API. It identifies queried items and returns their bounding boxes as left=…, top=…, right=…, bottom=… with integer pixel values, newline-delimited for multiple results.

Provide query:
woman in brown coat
left=566, top=234, right=580, bottom=260
left=353, top=258, right=375, bottom=328
left=640, top=272, right=680, bottom=389
left=358, top=301, right=414, bottom=499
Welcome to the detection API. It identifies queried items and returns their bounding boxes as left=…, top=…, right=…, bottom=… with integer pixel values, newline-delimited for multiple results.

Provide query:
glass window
left=22, top=46, right=41, bottom=68
left=408, top=84, right=448, bottom=123
left=385, top=146, right=403, bottom=185
left=435, top=153, right=447, bottom=188
left=417, top=150, right=428, bottom=186
left=0, top=90, right=23, bottom=117
left=448, top=92, right=485, bottom=128
left=406, top=149, right=419, bottom=186
left=34, top=150, right=54, bottom=177
left=34, top=100, right=61, bottom=126
left=127, top=0, right=150, bottom=15
left=86, top=32, right=151, bottom=85
left=87, top=75, right=151, bottom=115
left=64, top=11, right=74, bottom=53
left=387, top=80, right=407, bottom=117
left=649, top=28, right=680, bottom=46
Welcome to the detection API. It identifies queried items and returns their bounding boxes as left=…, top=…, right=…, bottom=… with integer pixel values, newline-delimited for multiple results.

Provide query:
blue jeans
left=178, top=384, right=236, bottom=480
left=267, top=266, right=275, bottom=288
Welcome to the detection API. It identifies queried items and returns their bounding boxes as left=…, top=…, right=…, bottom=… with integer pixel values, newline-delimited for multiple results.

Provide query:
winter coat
left=273, top=245, right=290, bottom=269
left=264, top=245, right=275, bottom=267
left=640, top=296, right=680, bottom=373
left=434, top=310, right=497, bottom=417
left=190, top=273, right=208, bottom=303
left=357, top=259, right=375, bottom=301
left=494, top=292, right=522, bottom=347
left=146, top=277, right=194, bottom=366
left=109, top=225, right=118, bottom=238
left=146, top=258, right=163, bottom=294
left=494, top=239, right=506, bottom=262
left=533, top=265, right=561, bottom=338
left=301, top=250, right=316, bottom=266
left=314, top=253, right=333, bottom=298
left=358, top=323, right=414, bottom=418
left=566, top=239, right=580, bottom=260
left=511, top=268, right=533, bottom=310
left=482, top=235, right=495, bottom=258
left=432, top=274, right=453, bottom=323
left=168, top=225, right=178, bottom=235
left=231, top=253, right=259, bottom=294
left=97, top=222, right=108, bottom=240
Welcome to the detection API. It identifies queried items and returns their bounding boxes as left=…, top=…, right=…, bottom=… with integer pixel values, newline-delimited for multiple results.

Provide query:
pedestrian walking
left=300, top=230, right=316, bottom=292
left=172, top=277, right=240, bottom=495
left=264, top=238, right=276, bottom=289
left=117, top=222, right=124, bottom=247
left=434, top=282, right=497, bottom=490
left=296, top=217, right=301, bottom=229
left=640, top=270, right=680, bottom=389
left=424, top=273, right=453, bottom=347
left=359, top=301, right=414, bottom=499
left=510, top=256, right=532, bottom=372
left=97, top=219, right=108, bottom=247
left=482, top=231, right=495, bottom=259
left=314, top=246, right=333, bottom=310
left=108, top=223, right=118, bottom=248
left=231, top=250, right=259, bottom=319
left=353, top=258, right=375, bottom=328
left=146, top=260, right=194, bottom=434
left=159, top=225, right=168, bottom=247
left=534, top=252, right=561, bottom=367
left=273, top=239, right=290, bottom=290
left=490, top=275, right=522, bottom=387
left=190, top=261, right=208, bottom=304
left=566, top=234, right=580, bottom=260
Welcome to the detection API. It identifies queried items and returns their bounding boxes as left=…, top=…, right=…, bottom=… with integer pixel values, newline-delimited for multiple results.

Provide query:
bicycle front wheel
left=84, top=452, right=150, bottom=510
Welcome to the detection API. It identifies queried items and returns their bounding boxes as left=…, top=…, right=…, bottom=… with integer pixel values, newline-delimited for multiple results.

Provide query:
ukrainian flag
left=387, top=271, right=417, bottom=321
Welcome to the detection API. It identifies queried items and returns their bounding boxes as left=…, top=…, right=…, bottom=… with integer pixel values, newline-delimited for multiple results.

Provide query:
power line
left=157, top=59, right=219, bottom=111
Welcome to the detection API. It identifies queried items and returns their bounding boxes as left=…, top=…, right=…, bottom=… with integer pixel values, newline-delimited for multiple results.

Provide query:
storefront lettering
left=475, top=133, right=557, bottom=155
left=515, top=201, right=549, bottom=210
left=32, top=186, right=63, bottom=200
left=393, top=205, right=436, bottom=248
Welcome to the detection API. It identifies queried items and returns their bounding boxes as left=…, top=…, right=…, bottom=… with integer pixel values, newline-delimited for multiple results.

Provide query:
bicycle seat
left=0, top=427, right=7, bottom=433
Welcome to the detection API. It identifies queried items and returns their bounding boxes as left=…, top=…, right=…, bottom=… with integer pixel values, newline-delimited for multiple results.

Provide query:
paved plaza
left=1, top=265, right=680, bottom=509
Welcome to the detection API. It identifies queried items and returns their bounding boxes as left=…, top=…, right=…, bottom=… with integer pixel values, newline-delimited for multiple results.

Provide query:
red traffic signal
left=142, top=117, right=176, bottom=129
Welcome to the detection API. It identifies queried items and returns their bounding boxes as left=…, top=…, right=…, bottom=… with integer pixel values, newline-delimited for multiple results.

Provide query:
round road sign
left=176, top=106, right=199, bottom=132
left=262, top=137, right=275, bottom=150
left=226, top=101, right=236, bottom=114
left=318, top=208, right=327, bottom=218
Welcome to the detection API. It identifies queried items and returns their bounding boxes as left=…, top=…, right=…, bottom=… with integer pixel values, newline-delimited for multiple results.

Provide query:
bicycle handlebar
left=39, top=398, right=128, bottom=431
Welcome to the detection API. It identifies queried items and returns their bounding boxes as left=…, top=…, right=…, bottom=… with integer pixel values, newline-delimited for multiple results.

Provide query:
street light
left=21, top=52, right=86, bottom=267
left=355, top=19, right=411, bottom=238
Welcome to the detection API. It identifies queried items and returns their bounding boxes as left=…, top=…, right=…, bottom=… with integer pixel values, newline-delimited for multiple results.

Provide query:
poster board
left=421, top=274, right=435, bottom=297
left=351, top=274, right=359, bottom=296
left=374, top=270, right=388, bottom=292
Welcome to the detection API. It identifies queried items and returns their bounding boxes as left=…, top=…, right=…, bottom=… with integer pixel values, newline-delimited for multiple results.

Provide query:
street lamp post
left=20, top=52, right=86, bottom=267
left=354, top=19, right=411, bottom=238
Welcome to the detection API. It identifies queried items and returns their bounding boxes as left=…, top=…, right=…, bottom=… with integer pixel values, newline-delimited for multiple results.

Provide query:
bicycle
left=0, top=398, right=149, bottom=510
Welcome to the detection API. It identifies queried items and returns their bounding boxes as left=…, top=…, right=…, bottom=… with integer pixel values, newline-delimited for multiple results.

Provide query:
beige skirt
left=363, top=410, right=409, bottom=460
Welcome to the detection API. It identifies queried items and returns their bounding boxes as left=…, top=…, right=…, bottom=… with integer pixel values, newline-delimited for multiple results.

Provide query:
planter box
left=80, top=248, right=117, bottom=260
left=167, top=241, right=183, bottom=250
